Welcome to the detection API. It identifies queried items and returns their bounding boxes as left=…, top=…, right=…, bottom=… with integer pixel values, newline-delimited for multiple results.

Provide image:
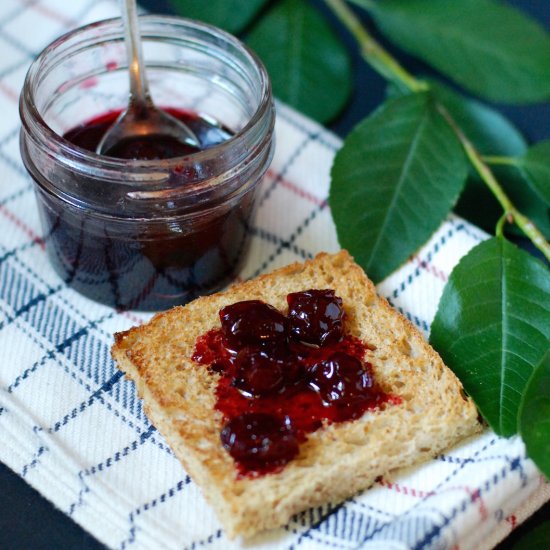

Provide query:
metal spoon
left=96, top=0, right=199, bottom=156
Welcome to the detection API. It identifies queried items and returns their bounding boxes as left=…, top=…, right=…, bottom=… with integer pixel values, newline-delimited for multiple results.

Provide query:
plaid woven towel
left=0, top=1, right=548, bottom=549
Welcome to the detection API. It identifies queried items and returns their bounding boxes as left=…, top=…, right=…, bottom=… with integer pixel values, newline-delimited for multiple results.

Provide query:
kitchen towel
left=0, top=1, right=547, bottom=549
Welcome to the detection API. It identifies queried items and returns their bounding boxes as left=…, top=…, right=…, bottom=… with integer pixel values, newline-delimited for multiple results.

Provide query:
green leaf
left=384, top=83, right=533, bottom=235
left=428, top=81, right=527, bottom=157
left=169, top=0, right=268, bottom=34
left=455, top=168, right=550, bottom=241
left=519, top=351, right=550, bottom=480
left=388, top=80, right=527, bottom=154
left=456, top=145, right=550, bottom=240
left=430, top=237, right=550, bottom=437
left=329, top=92, right=468, bottom=282
left=519, top=141, right=550, bottom=205
left=246, top=0, right=352, bottom=123
left=357, top=0, right=550, bottom=104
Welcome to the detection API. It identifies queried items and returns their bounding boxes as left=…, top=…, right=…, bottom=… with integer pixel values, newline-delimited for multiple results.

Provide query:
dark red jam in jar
left=193, top=289, right=399, bottom=476
left=63, top=108, right=232, bottom=160
left=19, top=16, right=274, bottom=310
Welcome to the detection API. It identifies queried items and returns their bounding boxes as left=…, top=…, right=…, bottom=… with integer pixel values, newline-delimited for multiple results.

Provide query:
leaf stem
left=482, top=155, right=521, bottom=167
left=326, top=0, right=550, bottom=262
left=324, top=0, right=427, bottom=93
left=438, top=104, right=550, bottom=261
left=496, top=213, right=508, bottom=238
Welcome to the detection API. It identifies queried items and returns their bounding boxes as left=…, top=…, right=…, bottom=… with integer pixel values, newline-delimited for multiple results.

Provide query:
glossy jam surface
left=193, top=289, right=397, bottom=476
left=219, top=300, right=289, bottom=348
left=38, top=108, right=250, bottom=311
left=287, top=289, right=345, bottom=346
left=64, top=108, right=230, bottom=159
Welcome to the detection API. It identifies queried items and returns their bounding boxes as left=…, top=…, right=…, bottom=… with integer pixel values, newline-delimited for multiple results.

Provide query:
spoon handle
left=121, top=0, right=152, bottom=112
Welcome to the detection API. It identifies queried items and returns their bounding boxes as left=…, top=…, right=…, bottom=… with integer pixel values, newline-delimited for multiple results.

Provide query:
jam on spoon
left=96, top=0, right=199, bottom=157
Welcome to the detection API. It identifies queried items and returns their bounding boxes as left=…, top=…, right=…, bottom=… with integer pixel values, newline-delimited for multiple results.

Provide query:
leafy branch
left=327, top=0, right=550, bottom=261
left=438, top=105, right=550, bottom=259
left=324, top=0, right=427, bottom=94
left=169, top=0, right=550, bottom=478
left=326, top=0, right=550, bottom=477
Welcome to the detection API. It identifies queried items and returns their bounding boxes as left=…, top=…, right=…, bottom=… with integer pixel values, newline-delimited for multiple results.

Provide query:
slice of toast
left=111, top=251, right=480, bottom=538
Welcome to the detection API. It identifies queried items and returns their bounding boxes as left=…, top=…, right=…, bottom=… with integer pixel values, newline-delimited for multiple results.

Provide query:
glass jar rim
left=19, top=14, right=273, bottom=190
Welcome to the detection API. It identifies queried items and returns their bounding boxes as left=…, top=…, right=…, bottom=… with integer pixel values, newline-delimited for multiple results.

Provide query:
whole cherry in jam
left=219, top=300, right=288, bottom=348
left=308, top=351, right=373, bottom=406
left=233, top=347, right=286, bottom=397
left=220, top=412, right=299, bottom=470
left=287, top=289, right=344, bottom=346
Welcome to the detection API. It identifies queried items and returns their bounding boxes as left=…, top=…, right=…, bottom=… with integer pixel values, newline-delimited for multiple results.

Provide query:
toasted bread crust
left=112, top=251, right=480, bottom=538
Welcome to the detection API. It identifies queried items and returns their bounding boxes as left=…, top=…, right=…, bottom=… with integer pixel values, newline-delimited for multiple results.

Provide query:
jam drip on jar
left=192, top=289, right=399, bottom=477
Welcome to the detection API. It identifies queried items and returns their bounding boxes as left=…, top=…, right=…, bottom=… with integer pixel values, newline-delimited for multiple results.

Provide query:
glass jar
left=19, top=16, right=274, bottom=311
